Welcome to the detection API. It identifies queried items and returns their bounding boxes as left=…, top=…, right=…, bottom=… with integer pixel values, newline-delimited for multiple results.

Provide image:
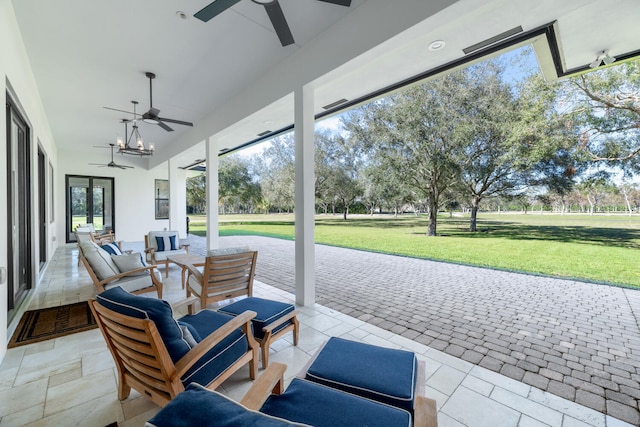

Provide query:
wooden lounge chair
left=78, top=241, right=162, bottom=298
left=144, top=230, right=190, bottom=278
left=186, top=247, right=299, bottom=369
left=89, top=286, right=259, bottom=408
left=146, top=362, right=438, bottom=427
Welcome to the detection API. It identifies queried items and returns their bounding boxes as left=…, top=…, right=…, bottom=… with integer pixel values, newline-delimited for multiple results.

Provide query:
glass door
left=6, top=96, right=32, bottom=313
left=66, top=175, right=114, bottom=242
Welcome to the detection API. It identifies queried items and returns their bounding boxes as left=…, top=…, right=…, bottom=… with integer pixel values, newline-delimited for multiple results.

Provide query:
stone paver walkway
left=186, top=234, right=640, bottom=424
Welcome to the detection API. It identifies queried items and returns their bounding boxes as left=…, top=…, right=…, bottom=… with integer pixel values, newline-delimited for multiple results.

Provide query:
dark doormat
left=8, top=301, right=97, bottom=348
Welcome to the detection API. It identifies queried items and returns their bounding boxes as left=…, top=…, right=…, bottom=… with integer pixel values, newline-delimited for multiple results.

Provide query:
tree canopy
left=186, top=54, right=640, bottom=232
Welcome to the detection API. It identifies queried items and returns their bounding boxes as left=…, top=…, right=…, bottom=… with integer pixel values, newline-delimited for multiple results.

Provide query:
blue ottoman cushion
left=96, top=286, right=191, bottom=363
left=305, top=337, right=417, bottom=412
left=219, top=297, right=295, bottom=340
left=178, top=310, right=249, bottom=386
left=260, top=378, right=412, bottom=427
left=147, top=383, right=308, bottom=427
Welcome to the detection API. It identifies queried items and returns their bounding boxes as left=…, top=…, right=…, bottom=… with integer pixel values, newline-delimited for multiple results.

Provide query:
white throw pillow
left=111, top=253, right=147, bottom=277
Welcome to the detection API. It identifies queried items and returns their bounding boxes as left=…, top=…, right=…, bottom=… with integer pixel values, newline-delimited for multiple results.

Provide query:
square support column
left=294, top=85, right=315, bottom=306
left=206, top=137, right=220, bottom=251
left=168, top=158, right=187, bottom=237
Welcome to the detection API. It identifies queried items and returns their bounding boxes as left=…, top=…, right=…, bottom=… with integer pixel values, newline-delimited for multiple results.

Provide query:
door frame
left=6, top=94, right=33, bottom=313
left=65, top=175, right=115, bottom=243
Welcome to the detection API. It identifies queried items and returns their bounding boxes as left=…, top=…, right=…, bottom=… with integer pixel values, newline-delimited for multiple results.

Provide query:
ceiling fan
left=194, top=0, right=352, bottom=47
left=103, top=72, right=194, bottom=132
left=89, top=144, right=134, bottom=170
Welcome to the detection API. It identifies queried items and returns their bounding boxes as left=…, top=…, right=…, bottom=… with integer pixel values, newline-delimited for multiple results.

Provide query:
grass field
left=188, top=212, right=640, bottom=289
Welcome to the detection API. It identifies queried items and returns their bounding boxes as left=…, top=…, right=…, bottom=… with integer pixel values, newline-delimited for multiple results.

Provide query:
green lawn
left=188, top=212, right=640, bottom=288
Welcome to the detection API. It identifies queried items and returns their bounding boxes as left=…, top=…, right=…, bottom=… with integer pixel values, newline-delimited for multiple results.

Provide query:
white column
left=206, top=137, right=220, bottom=251
left=168, top=158, right=187, bottom=237
left=294, top=85, right=315, bottom=306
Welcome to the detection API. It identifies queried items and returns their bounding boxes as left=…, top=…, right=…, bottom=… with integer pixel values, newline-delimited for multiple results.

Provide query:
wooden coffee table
left=166, top=253, right=205, bottom=289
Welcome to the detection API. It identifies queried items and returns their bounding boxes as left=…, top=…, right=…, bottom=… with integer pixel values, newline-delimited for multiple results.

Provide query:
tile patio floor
left=0, top=240, right=636, bottom=426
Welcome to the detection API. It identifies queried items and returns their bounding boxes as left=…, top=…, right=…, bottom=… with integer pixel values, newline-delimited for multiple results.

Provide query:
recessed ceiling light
left=428, top=40, right=446, bottom=51
left=176, top=11, right=188, bottom=20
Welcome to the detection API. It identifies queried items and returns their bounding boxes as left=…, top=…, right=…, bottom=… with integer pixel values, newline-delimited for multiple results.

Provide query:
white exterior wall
left=0, top=0, right=59, bottom=361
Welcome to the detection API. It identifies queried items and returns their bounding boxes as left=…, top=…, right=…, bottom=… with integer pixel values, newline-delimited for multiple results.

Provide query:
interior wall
left=0, top=0, right=59, bottom=362
left=56, top=151, right=170, bottom=243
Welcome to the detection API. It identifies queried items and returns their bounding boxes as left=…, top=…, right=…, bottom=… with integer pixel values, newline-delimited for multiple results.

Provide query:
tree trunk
left=469, top=196, right=480, bottom=232
left=343, top=207, right=348, bottom=220
left=427, top=199, right=437, bottom=236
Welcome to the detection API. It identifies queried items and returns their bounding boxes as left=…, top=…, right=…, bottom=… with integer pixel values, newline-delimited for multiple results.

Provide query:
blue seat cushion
left=305, top=337, right=417, bottom=412
left=178, top=310, right=249, bottom=387
left=96, top=287, right=191, bottom=362
left=219, top=297, right=295, bottom=340
left=260, top=378, right=412, bottom=427
left=147, top=383, right=307, bottom=427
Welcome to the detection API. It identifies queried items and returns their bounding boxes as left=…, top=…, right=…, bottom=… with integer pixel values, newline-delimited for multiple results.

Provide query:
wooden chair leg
left=293, top=317, right=300, bottom=346
left=261, top=341, right=270, bottom=370
left=117, top=379, right=132, bottom=401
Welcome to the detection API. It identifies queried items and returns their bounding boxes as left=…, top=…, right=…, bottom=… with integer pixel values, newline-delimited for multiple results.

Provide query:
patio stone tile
left=427, top=365, right=467, bottom=396
left=605, top=415, right=636, bottom=427
left=604, top=401, right=640, bottom=426
left=469, top=365, right=531, bottom=397
left=461, top=375, right=494, bottom=397
left=518, top=415, right=551, bottom=427
left=491, top=386, right=563, bottom=426
left=437, top=412, right=467, bottom=427
left=441, top=386, right=520, bottom=427
left=561, top=415, right=594, bottom=427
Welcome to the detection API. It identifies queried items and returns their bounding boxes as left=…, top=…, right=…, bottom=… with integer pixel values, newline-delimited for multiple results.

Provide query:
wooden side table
left=166, top=253, right=205, bottom=289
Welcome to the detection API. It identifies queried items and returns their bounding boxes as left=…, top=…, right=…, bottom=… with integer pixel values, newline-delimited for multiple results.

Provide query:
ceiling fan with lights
left=194, top=0, right=352, bottom=47
left=104, top=72, right=194, bottom=132
left=89, top=144, right=134, bottom=170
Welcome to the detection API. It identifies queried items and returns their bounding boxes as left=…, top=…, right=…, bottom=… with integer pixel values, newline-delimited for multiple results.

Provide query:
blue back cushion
left=147, top=383, right=306, bottom=427
left=261, top=378, right=411, bottom=427
left=305, top=337, right=417, bottom=412
left=155, top=235, right=177, bottom=251
left=218, top=297, right=295, bottom=340
left=100, top=242, right=122, bottom=256
left=178, top=310, right=249, bottom=386
left=96, top=286, right=191, bottom=362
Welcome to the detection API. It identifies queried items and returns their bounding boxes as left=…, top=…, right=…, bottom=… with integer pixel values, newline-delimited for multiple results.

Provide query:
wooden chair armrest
left=170, top=296, right=199, bottom=312
left=144, top=247, right=155, bottom=254
left=414, top=395, right=438, bottom=427
left=96, top=265, right=157, bottom=286
left=240, top=362, right=287, bottom=410
left=175, top=310, right=257, bottom=376
left=181, top=243, right=190, bottom=253
left=262, top=310, right=300, bottom=334
left=185, top=263, right=204, bottom=283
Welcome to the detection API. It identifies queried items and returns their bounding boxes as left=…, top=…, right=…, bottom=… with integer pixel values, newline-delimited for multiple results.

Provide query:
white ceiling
left=10, top=0, right=640, bottom=169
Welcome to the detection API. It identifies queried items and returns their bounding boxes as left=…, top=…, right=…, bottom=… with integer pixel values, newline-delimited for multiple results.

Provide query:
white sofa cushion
left=103, top=270, right=162, bottom=293
left=152, top=248, right=187, bottom=262
left=80, top=242, right=119, bottom=280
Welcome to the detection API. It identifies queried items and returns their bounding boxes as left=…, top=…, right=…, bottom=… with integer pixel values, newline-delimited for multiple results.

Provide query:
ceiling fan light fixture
left=117, top=103, right=155, bottom=157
